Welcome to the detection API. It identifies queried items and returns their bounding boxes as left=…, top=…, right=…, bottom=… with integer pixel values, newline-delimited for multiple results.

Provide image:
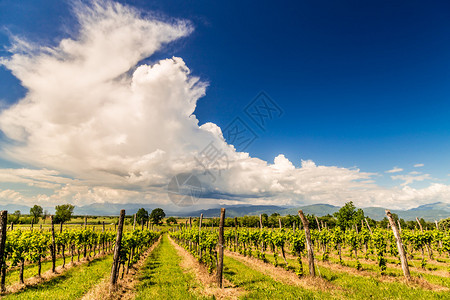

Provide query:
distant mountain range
left=0, top=202, right=449, bottom=221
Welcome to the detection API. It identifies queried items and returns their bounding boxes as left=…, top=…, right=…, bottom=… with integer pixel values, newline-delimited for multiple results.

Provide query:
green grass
left=135, top=234, right=212, bottom=300
left=5, top=256, right=66, bottom=286
left=257, top=251, right=450, bottom=299
left=223, top=255, right=333, bottom=299
left=3, top=255, right=113, bottom=299
left=5, top=249, right=107, bottom=287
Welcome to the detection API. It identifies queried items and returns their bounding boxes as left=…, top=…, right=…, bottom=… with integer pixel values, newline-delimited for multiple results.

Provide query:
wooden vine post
left=386, top=210, right=411, bottom=281
left=315, top=216, right=321, bottom=232
left=51, top=216, right=56, bottom=273
left=110, top=209, right=125, bottom=291
left=234, top=217, right=239, bottom=250
left=259, top=214, right=263, bottom=229
left=217, top=208, right=226, bottom=288
left=199, top=213, right=203, bottom=259
left=133, top=214, right=136, bottom=230
left=416, top=217, right=432, bottom=258
left=298, top=210, right=315, bottom=276
left=0, top=211, right=7, bottom=292
left=188, top=216, right=192, bottom=251
left=435, top=221, right=443, bottom=249
left=364, top=218, right=373, bottom=234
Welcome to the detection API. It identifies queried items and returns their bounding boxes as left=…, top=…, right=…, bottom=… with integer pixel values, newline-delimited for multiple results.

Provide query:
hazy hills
left=175, top=203, right=450, bottom=221
left=0, top=202, right=449, bottom=221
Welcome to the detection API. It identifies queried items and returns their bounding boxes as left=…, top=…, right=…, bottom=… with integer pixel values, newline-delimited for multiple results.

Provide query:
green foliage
left=136, top=208, right=149, bottom=225
left=55, top=204, right=75, bottom=224
left=30, top=205, right=43, bottom=223
left=166, top=216, right=178, bottom=225
left=149, top=208, right=165, bottom=225
left=334, top=201, right=365, bottom=231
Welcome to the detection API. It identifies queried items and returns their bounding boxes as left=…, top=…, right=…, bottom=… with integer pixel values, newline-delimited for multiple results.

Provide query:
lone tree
left=136, top=208, right=149, bottom=225
left=54, top=204, right=75, bottom=224
left=149, top=208, right=165, bottom=225
left=30, top=205, right=43, bottom=224
left=334, top=201, right=365, bottom=231
left=166, top=216, right=177, bottom=225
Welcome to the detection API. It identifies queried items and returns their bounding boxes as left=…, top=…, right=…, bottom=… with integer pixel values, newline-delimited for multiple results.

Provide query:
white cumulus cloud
left=0, top=0, right=449, bottom=211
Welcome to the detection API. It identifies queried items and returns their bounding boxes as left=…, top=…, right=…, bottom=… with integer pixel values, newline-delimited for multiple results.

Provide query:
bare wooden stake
left=110, top=209, right=125, bottom=291
left=416, top=217, right=432, bottom=258
left=315, top=216, right=321, bottom=232
left=416, top=217, right=423, bottom=232
left=298, top=210, right=315, bottom=276
left=217, top=208, right=226, bottom=288
left=278, top=218, right=282, bottom=229
left=199, top=213, right=203, bottom=259
left=51, top=216, right=56, bottom=273
left=364, top=218, right=373, bottom=234
left=0, top=211, right=8, bottom=292
left=234, top=217, right=238, bottom=249
left=259, top=214, right=263, bottom=229
left=386, top=210, right=411, bottom=281
left=133, top=214, right=136, bottom=230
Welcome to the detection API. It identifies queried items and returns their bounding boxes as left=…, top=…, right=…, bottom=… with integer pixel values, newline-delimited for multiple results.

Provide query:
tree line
left=6, top=204, right=168, bottom=226
left=188, top=202, right=449, bottom=231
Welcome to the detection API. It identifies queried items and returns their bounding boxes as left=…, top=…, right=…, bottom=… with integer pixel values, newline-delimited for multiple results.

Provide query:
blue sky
left=0, top=0, right=449, bottom=210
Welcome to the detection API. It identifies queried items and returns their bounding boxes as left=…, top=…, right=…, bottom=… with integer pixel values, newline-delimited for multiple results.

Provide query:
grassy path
left=135, top=234, right=212, bottom=299
left=3, top=255, right=113, bottom=299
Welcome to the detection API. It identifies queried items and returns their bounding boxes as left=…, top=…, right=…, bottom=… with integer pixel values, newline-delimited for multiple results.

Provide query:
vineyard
left=0, top=210, right=161, bottom=298
left=0, top=207, right=449, bottom=299
left=170, top=219, right=450, bottom=276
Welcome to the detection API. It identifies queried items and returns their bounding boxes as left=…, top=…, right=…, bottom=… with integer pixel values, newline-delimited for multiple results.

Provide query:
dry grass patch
left=224, top=249, right=336, bottom=292
left=169, top=237, right=243, bottom=300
